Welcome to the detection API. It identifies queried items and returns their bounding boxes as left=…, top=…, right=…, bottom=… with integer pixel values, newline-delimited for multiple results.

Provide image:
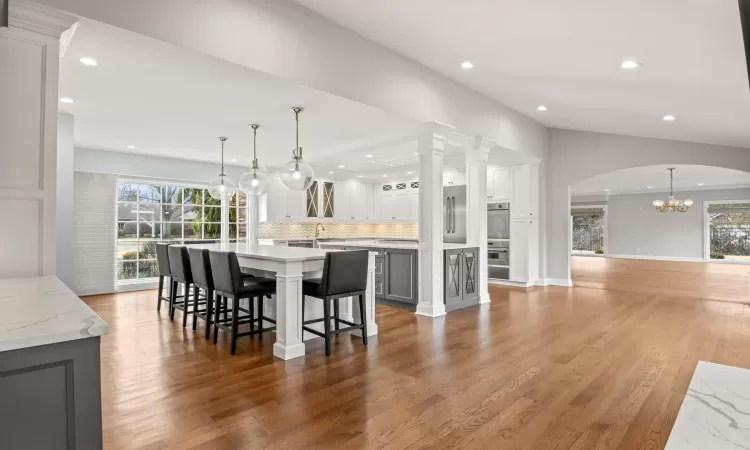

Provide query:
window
left=708, top=203, right=750, bottom=260
left=116, top=182, right=248, bottom=282
left=571, top=208, right=604, bottom=254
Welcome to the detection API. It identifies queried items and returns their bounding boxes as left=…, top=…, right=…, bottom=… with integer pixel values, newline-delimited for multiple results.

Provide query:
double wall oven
left=487, top=202, right=510, bottom=280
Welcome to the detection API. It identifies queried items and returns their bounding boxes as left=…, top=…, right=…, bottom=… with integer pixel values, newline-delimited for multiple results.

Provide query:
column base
left=479, top=292, right=491, bottom=304
left=273, top=342, right=306, bottom=360
left=415, top=303, right=447, bottom=318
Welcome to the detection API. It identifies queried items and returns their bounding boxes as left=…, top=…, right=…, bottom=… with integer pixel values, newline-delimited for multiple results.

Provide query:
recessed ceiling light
left=59, top=97, right=74, bottom=104
left=365, top=154, right=373, bottom=158
left=537, top=105, right=547, bottom=112
left=407, top=171, right=413, bottom=175
left=357, top=175, right=363, bottom=178
left=697, top=182, right=705, bottom=186
left=604, top=188, right=610, bottom=192
left=329, top=171, right=334, bottom=174
left=126, top=145, right=135, bottom=149
left=620, top=59, right=642, bottom=70
left=646, top=186, right=653, bottom=189
left=461, top=61, right=474, bottom=70
left=338, top=164, right=345, bottom=169
left=414, top=152, right=418, bottom=156
left=383, top=174, right=388, bottom=177
left=80, top=57, right=98, bottom=66
left=231, top=158, right=237, bottom=162
left=663, top=114, right=676, bottom=122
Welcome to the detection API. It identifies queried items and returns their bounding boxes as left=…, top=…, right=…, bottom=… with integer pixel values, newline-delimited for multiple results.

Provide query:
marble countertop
left=186, top=242, right=335, bottom=262
left=666, top=361, right=750, bottom=449
left=0, top=276, right=109, bottom=352
left=316, top=239, right=477, bottom=250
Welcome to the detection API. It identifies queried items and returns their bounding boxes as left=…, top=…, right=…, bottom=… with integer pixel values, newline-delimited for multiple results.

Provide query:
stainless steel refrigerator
left=443, top=185, right=467, bottom=243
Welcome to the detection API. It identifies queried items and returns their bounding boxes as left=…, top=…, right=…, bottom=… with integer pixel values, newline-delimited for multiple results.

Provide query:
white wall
left=35, top=0, right=547, bottom=160
left=547, top=129, right=750, bottom=283
left=57, top=113, right=75, bottom=286
left=603, top=189, right=750, bottom=259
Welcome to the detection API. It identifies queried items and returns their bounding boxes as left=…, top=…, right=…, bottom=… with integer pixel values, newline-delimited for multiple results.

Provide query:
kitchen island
left=0, top=276, right=109, bottom=450
left=317, top=240, right=480, bottom=312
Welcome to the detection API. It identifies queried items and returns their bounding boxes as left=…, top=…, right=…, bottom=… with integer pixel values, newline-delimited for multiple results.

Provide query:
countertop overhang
left=0, top=276, right=109, bottom=352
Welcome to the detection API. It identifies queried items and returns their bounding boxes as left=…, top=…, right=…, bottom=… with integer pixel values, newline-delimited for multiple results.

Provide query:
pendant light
left=208, top=137, right=236, bottom=200
left=239, top=124, right=269, bottom=195
left=652, top=168, right=693, bottom=212
left=280, top=107, right=314, bottom=191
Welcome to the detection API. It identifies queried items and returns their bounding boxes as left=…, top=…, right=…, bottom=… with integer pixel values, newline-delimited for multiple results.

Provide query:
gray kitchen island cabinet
left=444, top=247, right=480, bottom=312
left=382, top=248, right=418, bottom=304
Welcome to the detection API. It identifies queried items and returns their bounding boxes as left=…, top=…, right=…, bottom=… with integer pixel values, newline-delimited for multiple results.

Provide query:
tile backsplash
left=259, top=222, right=418, bottom=239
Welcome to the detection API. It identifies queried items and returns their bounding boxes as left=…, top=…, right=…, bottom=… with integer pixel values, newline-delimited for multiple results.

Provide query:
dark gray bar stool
left=187, top=248, right=219, bottom=339
left=155, top=243, right=172, bottom=312
left=208, top=250, right=276, bottom=355
left=167, top=245, right=206, bottom=327
left=302, top=250, right=369, bottom=356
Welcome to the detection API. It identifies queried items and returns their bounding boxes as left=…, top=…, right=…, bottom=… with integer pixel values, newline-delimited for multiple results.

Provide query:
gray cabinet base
left=0, top=337, right=103, bottom=450
left=376, top=297, right=417, bottom=312
left=445, top=296, right=480, bottom=313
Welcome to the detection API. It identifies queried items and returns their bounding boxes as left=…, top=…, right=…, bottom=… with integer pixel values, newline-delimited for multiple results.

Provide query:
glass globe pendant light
left=208, top=136, right=237, bottom=200
left=239, top=124, right=269, bottom=195
left=280, top=107, right=314, bottom=191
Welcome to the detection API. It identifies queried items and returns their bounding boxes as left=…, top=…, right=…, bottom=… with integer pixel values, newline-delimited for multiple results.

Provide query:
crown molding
left=9, top=0, right=78, bottom=38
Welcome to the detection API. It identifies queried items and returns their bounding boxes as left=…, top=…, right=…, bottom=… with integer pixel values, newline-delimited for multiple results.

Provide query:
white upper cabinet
left=333, top=181, right=368, bottom=220
left=487, top=166, right=510, bottom=200
left=510, top=164, right=539, bottom=219
left=375, top=180, right=418, bottom=221
left=443, top=171, right=466, bottom=186
left=262, top=175, right=306, bottom=221
left=333, top=181, right=350, bottom=219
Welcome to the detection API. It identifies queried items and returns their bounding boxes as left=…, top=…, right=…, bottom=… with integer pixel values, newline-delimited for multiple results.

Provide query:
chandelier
left=652, top=168, right=693, bottom=212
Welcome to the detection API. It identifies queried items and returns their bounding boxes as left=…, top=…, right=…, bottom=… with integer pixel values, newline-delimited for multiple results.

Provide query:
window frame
left=115, top=178, right=249, bottom=284
left=703, top=199, right=750, bottom=263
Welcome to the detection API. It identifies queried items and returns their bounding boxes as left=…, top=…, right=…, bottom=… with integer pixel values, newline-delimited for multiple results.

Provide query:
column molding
left=466, top=137, right=493, bottom=304
left=416, top=131, right=447, bottom=318
left=9, top=1, right=78, bottom=38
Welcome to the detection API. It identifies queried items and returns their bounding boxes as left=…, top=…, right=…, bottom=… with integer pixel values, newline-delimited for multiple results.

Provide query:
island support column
left=416, top=132, right=447, bottom=317
left=466, top=138, right=491, bottom=304
left=273, top=260, right=306, bottom=360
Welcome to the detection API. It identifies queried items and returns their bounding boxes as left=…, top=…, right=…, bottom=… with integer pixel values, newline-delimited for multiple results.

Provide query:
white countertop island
left=666, top=361, right=750, bottom=449
left=0, top=276, right=108, bottom=352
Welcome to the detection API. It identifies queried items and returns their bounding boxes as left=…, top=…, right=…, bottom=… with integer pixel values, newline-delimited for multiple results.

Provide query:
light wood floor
left=85, top=259, right=750, bottom=450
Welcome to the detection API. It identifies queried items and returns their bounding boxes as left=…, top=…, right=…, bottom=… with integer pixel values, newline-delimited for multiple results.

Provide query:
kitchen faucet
left=315, top=223, right=325, bottom=239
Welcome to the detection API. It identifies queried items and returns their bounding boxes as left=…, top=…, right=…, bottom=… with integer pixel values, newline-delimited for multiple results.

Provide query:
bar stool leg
left=182, top=283, right=190, bottom=328
left=157, top=275, right=164, bottom=312
left=169, top=280, right=177, bottom=321
left=192, top=285, right=200, bottom=331
left=323, top=296, right=332, bottom=356
left=205, top=288, right=214, bottom=340
left=249, top=297, right=255, bottom=334
left=359, top=294, right=368, bottom=346
left=230, top=296, right=239, bottom=355
left=213, top=296, right=222, bottom=344
left=333, top=298, right=340, bottom=331
left=258, top=297, right=264, bottom=339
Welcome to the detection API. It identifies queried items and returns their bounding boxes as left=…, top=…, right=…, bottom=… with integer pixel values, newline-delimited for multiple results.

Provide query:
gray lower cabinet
left=0, top=337, right=103, bottom=450
left=383, top=248, right=418, bottom=304
left=444, top=247, right=480, bottom=311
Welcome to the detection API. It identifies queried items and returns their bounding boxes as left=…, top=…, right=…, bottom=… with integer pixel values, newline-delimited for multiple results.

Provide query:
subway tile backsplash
left=258, top=222, right=418, bottom=239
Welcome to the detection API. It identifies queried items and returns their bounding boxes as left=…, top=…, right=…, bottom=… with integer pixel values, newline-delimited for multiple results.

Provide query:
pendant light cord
left=250, top=125, right=259, bottom=170
left=292, top=107, right=303, bottom=160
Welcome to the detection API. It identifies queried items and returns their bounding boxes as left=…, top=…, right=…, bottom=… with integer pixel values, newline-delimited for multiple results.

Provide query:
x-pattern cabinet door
left=462, top=248, right=478, bottom=299
left=444, top=248, right=463, bottom=305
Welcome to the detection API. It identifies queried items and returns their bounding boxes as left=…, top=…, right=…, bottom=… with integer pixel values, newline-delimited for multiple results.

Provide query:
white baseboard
left=415, top=303, right=447, bottom=317
left=606, top=254, right=705, bottom=263
left=116, top=280, right=159, bottom=293
left=540, top=278, right=573, bottom=287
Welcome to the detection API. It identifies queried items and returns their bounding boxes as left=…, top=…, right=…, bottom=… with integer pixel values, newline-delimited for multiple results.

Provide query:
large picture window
left=708, top=203, right=750, bottom=261
left=116, top=182, right=248, bottom=282
left=571, top=207, right=605, bottom=254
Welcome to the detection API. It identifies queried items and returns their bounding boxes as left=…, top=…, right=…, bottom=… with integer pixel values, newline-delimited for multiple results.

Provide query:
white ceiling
left=296, top=0, right=750, bottom=148
left=571, top=165, right=750, bottom=196
left=59, top=19, right=421, bottom=172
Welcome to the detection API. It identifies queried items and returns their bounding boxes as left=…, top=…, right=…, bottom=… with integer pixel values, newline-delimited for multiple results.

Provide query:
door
left=384, top=249, right=417, bottom=303
left=444, top=248, right=463, bottom=305
left=461, top=248, right=479, bottom=300
left=408, top=190, right=419, bottom=221
left=443, top=186, right=452, bottom=243
left=492, top=166, right=510, bottom=199
left=450, top=185, right=467, bottom=243
left=322, top=182, right=334, bottom=218
left=509, top=218, right=528, bottom=282
left=510, top=164, right=539, bottom=218
left=306, top=180, right=319, bottom=218
left=334, top=182, right=350, bottom=219
left=287, top=188, right=306, bottom=219
left=392, top=189, right=409, bottom=220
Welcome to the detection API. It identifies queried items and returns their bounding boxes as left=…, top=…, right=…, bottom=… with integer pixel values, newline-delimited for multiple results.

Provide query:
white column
left=220, top=191, right=229, bottom=243
left=0, top=2, right=77, bottom=278
left=416, top=132, right=446, bottom=317
left=466, top=138, right=491, bottom=304
left=247, top=194, right=259, bottom=244
left=353, top=251, right=378, bottom=336
left=273, top=260, right=306, bottom=360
